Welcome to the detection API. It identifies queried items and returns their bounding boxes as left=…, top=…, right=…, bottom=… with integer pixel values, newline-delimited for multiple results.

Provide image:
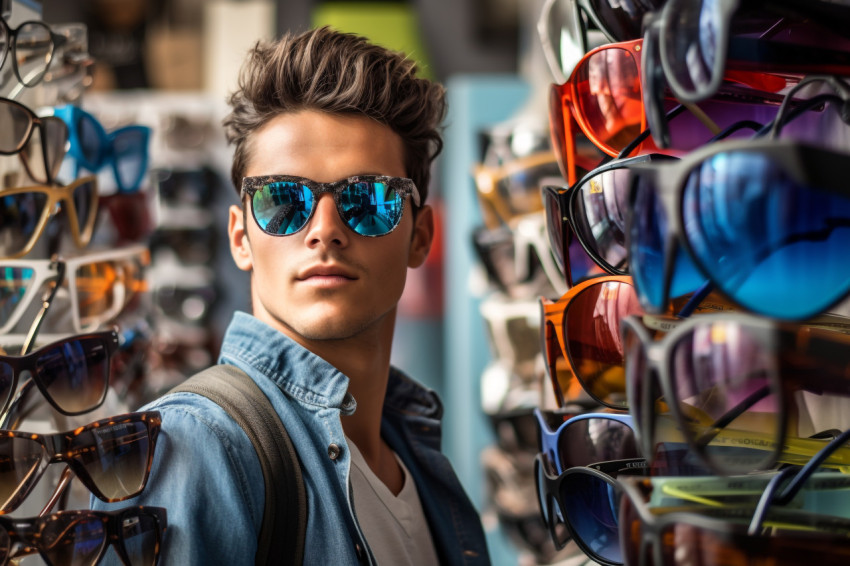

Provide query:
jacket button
left=328, top=443, right=341, bottom=460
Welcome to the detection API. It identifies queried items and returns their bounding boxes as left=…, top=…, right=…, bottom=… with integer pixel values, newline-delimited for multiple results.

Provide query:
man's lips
left=296, top=264, right=358, bottom=283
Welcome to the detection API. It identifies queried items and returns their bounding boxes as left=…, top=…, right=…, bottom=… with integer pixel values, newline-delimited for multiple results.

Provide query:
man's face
left=228, top=110, right=432, bottom=344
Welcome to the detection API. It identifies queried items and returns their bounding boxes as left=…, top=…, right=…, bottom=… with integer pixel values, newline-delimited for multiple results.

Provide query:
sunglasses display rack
left=438, top=1, right=850, bottom=565
left=469, top=117, right=605, bottom=565
left=454, top=1, right=850, bottom=566
left=0, top=2, right=170, bottom=562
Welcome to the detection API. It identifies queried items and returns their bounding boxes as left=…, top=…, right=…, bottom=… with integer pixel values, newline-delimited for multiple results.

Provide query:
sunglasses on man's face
left=242, top=174, right=420, bottom=237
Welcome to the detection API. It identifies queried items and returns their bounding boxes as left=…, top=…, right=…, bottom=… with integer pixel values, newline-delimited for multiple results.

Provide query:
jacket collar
left=220, top=311, right=442, bottom=419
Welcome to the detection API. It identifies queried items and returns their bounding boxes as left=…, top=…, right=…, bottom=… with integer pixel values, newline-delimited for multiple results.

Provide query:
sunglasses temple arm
left=753, top=92, right=848, bottom=138
left=40, top=465, right=74, bottom=517
left=21, top=261, right=66, bottom=356
left=709, top=120, right=764, bottom=142
left=748, top=427, right=850, bottom=534
left=674, top=280, right=714, bottom=318
left=617, top=104, right=690, bottom=160
left=0, top=379, right=41, bottom=430
left=766, top=76, right=850, bottom=139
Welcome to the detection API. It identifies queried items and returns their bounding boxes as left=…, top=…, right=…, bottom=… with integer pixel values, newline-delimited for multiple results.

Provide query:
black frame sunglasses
left=241, top=174, right=420, bottom=237
left=621, top=312, right=850, bottom=476
left=0, top=329, right=119, bottom=418
left=625, top=136, right=850, bottom=320
left=0, top=17, right=67, bottom=87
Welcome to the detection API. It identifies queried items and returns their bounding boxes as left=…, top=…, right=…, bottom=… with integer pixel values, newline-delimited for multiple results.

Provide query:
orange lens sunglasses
left=549, top=38, right=792, bottom=185
left=540, top=274, right=737, bottom=411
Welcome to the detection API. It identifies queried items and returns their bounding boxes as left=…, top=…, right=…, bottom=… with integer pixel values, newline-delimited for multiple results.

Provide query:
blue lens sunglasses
left=53, top=104, right=151, bottom=193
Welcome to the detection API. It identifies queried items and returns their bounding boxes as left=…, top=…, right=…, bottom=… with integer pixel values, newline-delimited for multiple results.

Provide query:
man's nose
left=303, top=193, right=348, bottom=245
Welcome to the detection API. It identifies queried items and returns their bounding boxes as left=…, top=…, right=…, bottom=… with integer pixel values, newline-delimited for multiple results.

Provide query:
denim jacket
left=92, top=312, right=491, bottom=566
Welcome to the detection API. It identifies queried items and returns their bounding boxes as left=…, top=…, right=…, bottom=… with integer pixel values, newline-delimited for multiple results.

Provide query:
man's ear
left=408, top=205, right=435, bottom=268
left=228, top=204, right=254, bottom=272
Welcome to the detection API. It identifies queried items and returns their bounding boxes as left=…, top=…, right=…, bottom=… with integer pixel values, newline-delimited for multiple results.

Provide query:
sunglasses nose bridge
left=303, top=191, right=349, bottom=240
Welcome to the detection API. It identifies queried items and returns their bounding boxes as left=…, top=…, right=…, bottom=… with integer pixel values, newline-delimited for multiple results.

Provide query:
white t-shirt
left=347, top=439, right=441, bottom=565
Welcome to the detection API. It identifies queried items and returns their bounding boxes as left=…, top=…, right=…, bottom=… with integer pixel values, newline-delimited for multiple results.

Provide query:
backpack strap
left=168, top=364, right=307, bottom=565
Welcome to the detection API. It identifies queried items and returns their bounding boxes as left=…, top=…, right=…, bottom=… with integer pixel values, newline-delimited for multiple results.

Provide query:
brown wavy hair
left=223, top=26, right=447, bottom=207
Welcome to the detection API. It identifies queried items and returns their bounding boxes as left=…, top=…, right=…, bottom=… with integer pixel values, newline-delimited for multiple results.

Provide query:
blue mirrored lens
left=683, top=151, right=850, bottom=319
left=0, top=266, right=34, bottom=323
left=630, top=177, right=667, bottom=310
left=561, top=472, right=621, bottom=563
left=340, top=182, right=403, bottom=236
left=254, top=182, right=315, bottom=235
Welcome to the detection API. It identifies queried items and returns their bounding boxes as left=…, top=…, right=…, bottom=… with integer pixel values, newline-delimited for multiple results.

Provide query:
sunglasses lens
left=662, top=0, right=719, bottom=97
left=101, top=192, right=155, bottom=243
left=682, top=151, right=850, bottom=319
left=629, top=177, right=704, bottom=311
left=573, top=47, right=642, bottom=154
left=78, top=110, right=103, bottom=167
left=123, top=510, right=162, bottom=566
left=0, top=363, right=12, bottom=412
left=542, top=317, right=581, bottom=406
left=74, top=254, right=145, bottom=329
left=662, top=320, right=780, bottom=474
left=622, top=322, right=648, bottom=441
left=253, top=181, right=314, bottom=235
left=0, top=192, right=48, bottom=258
left=0, top=436, right=44, bottom=510
left=543, top=189, right=565, bottom=272
left=339, top=181, right=405, bottom=236
left=72, top=419, right=152, bottom=500
left=544, top=0, right=584, bottom=78
left=589, top=0, right=663, bottom=42
left=75, top=260, right=120, bottom=327
left=565, top=281, right=641, bottom=408
left=42, top=117, right=69, bottom=181
left=114, top=128, right=149, bottom=192
left=15, top=22, right=53, bottom=87
left=573, top=167, right=631, bottom=272
left=41, top=515, right=106, bottom=566
left=618, top=489, right=642, bottom=566
left=34, top=336, right=111, bottom=414
left=558, top=417, right=639, bottom=470
left=72, top=177, right=97, bottom=235
left=561, top=471, right=621, bottom=563
left=0, top=265, right=35, bottom=325
left=0, top=101, right=32, bottom=153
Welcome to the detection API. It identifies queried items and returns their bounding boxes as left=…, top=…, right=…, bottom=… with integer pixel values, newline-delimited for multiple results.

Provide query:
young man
left=93, top=26, right=491, bottom=565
